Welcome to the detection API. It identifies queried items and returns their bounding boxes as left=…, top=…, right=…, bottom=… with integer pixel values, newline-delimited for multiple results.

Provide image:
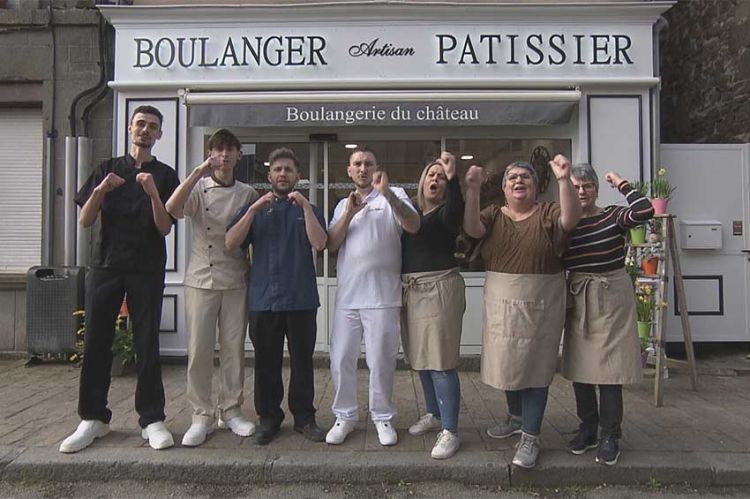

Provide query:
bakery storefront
left=99, top=1, right=673, bottom=355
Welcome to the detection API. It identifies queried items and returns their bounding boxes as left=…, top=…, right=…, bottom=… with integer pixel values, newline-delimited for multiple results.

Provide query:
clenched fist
left=549, top=154, right=572, bottom=180
left=136, top=172, right=159, bottom=198
left=95, top=172, right=125, bottom=195
left=465, top=165, right=485, bottom=189
left=439, top=152, right=456, bottom=180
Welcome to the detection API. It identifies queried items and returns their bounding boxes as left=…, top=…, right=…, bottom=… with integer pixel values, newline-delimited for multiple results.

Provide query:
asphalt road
left=2, top=481, right=750, bottom=498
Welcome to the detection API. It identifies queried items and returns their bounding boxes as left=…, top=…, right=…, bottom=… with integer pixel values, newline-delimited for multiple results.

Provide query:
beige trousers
left=185, top=286, right=248, bottom=425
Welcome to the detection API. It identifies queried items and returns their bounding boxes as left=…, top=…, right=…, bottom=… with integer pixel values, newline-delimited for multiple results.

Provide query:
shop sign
left=189, top=100, right=576, bottom=127
left=116, top=24, right=653, bottom=83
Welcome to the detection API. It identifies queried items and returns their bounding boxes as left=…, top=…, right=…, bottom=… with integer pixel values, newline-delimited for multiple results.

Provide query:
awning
left=185, top=90, right=580, bottom=128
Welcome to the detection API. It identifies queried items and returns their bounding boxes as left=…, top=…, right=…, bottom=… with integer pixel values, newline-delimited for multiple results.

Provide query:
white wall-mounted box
left=680, top=220, right=723, bottom=250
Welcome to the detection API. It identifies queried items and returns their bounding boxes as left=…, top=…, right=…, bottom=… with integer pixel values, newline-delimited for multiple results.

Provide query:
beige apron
left=401, top=268, right=466, bottom=370
left=481, top=271, right=566, bottom=390
left=562, top=268, right=643, bottom=385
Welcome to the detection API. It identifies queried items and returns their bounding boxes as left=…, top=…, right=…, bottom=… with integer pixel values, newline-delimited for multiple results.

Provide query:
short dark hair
left=268, top=147, right=299, bottom=170
left=208, top=128, right=241, bottom=152
left=130, top=105, right=163, bottom=127
left=349, top=146, right=378, bottom=164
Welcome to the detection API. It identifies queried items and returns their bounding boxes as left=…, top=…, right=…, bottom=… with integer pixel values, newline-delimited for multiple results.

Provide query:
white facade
left=100, top=1, right=675, bottom=355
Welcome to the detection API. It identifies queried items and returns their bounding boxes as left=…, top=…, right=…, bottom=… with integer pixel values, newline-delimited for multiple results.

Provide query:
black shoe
left=595, top=436, right=621, bottom=466
left=567, top=430, right=598, bottom=455
left=294, top=421, right=326, bottom=443
left=254, top=421, right=281, bottom=446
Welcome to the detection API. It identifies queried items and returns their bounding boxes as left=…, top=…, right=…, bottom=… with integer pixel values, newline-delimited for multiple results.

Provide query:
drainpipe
left=63, top=138, right=77, bottom=266
left=43, top=6, right=56, bottom=266
left=65, top=13, right=109, bottom=267
left=76, top=137, right=91, bottom=266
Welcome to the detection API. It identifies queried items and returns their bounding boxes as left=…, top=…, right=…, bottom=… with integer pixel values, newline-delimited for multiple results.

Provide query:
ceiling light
left=345, top=144, right=358, bottom=149
left=263, top=161, right=270, bottom=166
left=460, top=155, right=474, bottom=160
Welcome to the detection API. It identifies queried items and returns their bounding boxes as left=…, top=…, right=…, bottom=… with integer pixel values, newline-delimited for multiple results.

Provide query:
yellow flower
left=658, top=168, right=666, bottom=176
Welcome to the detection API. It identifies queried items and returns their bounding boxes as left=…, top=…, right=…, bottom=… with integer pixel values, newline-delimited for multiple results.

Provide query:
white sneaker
left=374, top=420, right=398, bottom=446
left=59, top=420, right=110, bottom=453
left=431, top=429, right=460, bottom=460
left=218, top=416, right=256, bottom=437
left=181, top=423, right=213, bottom=447
left=408, top=413, right=441, bottom=436
left=141, top=421, right=174, bottom=450
left=325, top=418, right=356, bottom=445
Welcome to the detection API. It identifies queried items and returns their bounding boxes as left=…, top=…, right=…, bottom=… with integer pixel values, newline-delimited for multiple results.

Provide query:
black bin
left=26, top=266, right=85, bottom=355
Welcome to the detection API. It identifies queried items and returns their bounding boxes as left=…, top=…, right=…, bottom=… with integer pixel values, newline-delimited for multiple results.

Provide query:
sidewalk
left=1, top=358, right=749, bottom=488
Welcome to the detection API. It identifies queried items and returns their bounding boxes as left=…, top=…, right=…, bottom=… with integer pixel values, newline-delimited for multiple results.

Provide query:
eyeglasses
left=573, top=183, right=597, bottom=192
left=506, top=173, right=532, bottom=183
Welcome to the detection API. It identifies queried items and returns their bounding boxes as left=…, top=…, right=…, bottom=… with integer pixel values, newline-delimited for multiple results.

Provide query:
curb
left=2, top=447, right=750, bottom=487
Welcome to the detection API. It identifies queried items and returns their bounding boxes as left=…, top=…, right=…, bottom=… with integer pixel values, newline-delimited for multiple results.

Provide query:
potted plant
left=640, top=245, right=661, bottom=276
left=635, top=283, right=655, bottom=348
left=651, top=168, right=676, bottom=215
left=111, top=314, right=135, bottom=376
left=624, top=253, right=640, bottom=284
left=69, top=301, right=135, bottom=376
left=629, top=180, right=650, bottom=243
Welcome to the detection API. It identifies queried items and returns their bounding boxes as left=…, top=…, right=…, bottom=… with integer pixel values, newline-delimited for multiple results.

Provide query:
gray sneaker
left=486, top=415, right=522, bottom=439
left=511, top=432, right=540, bottom=469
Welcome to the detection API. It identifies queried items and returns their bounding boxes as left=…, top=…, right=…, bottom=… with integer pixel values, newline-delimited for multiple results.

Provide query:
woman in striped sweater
left=561, top=164, right=654, bottom=467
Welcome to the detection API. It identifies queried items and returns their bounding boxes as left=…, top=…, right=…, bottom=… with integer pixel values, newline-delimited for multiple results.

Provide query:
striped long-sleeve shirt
left=562, top=182, right=655, bottom=273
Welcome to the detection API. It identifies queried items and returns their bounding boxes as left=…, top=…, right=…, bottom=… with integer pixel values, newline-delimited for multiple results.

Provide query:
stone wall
left=660, top=0, right=750, bottom=143
left=0, top=4, right=112, bottom=352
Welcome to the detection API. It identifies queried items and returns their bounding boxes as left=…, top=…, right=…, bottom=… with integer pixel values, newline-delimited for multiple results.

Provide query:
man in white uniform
left=325, top=147, right=420, bottom=446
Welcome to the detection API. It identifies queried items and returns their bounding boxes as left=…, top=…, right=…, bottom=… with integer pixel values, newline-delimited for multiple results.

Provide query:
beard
left=272, top=183, right=294, bottom=196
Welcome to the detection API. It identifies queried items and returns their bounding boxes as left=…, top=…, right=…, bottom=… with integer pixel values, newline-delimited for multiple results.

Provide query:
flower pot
left=640, top=349, right=649, bottom=368
left=651, top=197, right=669, bottom=215
left=641, top=257, right=658, bottom=275
left=637, top=321, right=651, bottom=347
left=629, top=226, right=647, bottom=244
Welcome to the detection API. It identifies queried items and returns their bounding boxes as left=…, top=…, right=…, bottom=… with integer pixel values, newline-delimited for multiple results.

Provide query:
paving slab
left=0, top=358, right=749, bottom=488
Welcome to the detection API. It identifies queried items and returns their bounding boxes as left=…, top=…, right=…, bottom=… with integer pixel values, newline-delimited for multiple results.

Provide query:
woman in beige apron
left=562, top=164, right=654, bottom=466
left=401, top=152, right=466, bottom=460
left=463, top=156, right=581, bottom=469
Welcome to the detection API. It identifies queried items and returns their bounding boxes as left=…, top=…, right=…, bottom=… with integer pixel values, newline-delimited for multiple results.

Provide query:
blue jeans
left=505, top=387, right=549, bottom=436
left=418, top=369, right=460, bottom=433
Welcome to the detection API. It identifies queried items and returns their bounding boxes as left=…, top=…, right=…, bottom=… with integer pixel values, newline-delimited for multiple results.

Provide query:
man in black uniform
left=59, top=105, right=180, bottom=453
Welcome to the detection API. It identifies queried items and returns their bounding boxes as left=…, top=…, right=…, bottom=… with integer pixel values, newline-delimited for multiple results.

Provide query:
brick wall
left=660, top=0, right=750, bottom=143
left=0, top=6, right=112, bottom=352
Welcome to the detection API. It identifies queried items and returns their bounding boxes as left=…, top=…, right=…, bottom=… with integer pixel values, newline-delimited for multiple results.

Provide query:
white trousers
left=330, top=307, right=400, bottom=422
left=185, top=286, right=248, bottom=425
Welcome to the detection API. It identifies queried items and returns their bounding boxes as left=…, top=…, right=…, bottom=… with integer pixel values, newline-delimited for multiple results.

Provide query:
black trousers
left=572, top=382, right=623, bottom=439
left=78, top=267, right=166, bottom=428
left=249, top=310, right=317, bottom=426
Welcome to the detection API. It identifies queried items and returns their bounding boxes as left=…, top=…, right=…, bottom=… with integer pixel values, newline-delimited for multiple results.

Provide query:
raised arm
left=326, top=192, right=366, bottom=252
left=165, top=156, right=217, bottom=219
left=136, top=172, right=173, bottom=236
left=462, top=165, right=486, bottom=239
left=549, top=154, right=581, bottom=232
left=438, top=152, right=465, bottom=230
left=604, top=171, right=655, bottom=229
left=225, top=192, right=274, bottom=251
left=288, top=191, right=328, bottom=251
left=78, top=172, right=125, bottom=227
left=373, top=171, right=420, bottom=234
